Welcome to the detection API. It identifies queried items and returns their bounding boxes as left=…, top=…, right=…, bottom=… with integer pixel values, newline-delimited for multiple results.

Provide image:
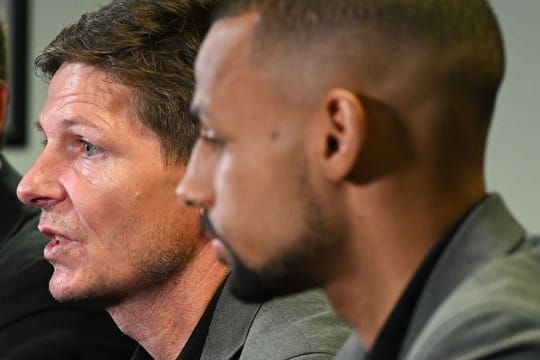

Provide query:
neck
left=107, top=243, right=228, bottom=360
left=324, top=174, right=484, bottom=349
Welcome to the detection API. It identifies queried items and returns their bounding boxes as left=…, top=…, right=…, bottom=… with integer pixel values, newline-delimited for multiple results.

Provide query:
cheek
left=68, top=163, right=146, bottom=246
left=213, top=151, right=303, bottom=252
left=215, top=183, right=309, bottom=269
left=74, top=187, right=134, bottom=249
left=215, top=151, right=262, bottom=207
left=213, top=153, right=255, bottom=231
left=77, top=158, right=119, bottom=188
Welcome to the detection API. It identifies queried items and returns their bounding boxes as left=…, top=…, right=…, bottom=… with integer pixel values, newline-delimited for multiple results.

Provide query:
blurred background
left=2, top=0, right=539, bottom=233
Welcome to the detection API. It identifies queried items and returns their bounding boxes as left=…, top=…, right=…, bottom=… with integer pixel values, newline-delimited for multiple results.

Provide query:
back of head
left=214, top=0, right=505, bottom=140
left=35, top=0, right=218, bottom=164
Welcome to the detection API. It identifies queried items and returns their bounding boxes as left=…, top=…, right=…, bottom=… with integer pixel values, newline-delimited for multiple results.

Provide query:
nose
left=17, top=151, right=65, bottom=210
left=176, top=141, right=216, bottom=209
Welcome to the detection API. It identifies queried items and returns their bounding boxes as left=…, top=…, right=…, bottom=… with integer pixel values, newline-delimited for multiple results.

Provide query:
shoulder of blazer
left=400, top=194, right=527, bottom=358
left=404, top=242, right=540, bottom=360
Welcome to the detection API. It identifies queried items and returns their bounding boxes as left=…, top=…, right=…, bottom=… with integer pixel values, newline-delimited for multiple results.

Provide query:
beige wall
left=4, top=0, right=540, bottom=233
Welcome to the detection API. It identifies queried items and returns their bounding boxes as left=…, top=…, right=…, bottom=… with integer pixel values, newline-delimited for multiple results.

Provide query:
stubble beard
left=51, top=232, right=199, bottom=309
left=226, top=190, right=334, bottom=303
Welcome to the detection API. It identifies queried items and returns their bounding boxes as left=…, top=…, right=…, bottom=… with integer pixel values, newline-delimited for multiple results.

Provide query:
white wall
left=3, top=0, right=108, bottom=173
left=4, top=0, right=540, bottom=233
left=487, top=0, right=540, bottom=234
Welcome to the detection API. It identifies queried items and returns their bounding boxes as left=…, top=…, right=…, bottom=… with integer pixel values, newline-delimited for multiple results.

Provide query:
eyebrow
left=33, top=118, right=107, bottom=134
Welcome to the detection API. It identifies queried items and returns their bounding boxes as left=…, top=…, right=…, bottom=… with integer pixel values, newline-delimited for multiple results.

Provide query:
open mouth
left=43, top=232, right=79, bottom=261
left=52, top=234, right=70, bottom=245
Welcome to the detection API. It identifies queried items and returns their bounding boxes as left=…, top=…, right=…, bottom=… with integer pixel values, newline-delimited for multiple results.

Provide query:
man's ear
left=0, top=82, right=9, bottom=133
left=319, top=88, right=366, bottom=182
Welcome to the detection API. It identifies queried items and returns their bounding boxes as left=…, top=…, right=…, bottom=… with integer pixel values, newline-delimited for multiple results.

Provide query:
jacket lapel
left=200, top=278, right=262, bottom=360
left=399, top=194, right=526, bottom=358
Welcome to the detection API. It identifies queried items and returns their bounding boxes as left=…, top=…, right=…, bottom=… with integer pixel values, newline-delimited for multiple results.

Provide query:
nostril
left=183, top=198, right=198, bottom=208
left=176, top=189, right=200, bottom=208
left=30, top=197, right=52, bottom=209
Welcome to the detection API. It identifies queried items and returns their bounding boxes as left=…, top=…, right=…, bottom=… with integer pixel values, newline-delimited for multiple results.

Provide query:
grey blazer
left=404, top=235, right=540, bottom=359
left=201, top=281, right=350, bottom=360
left=338, top=194, right=535, bottom=359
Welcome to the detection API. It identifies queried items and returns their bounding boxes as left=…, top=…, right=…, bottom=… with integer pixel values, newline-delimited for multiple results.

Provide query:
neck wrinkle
left=107, top=242, right=229, bottom=360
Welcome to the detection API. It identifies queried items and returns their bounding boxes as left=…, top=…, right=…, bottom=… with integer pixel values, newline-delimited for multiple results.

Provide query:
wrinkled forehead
left=47, top=62, right=134, bottom=110
left=42, top=62, right=154, bottom=137
left=194, top=13, right=260, bottom=103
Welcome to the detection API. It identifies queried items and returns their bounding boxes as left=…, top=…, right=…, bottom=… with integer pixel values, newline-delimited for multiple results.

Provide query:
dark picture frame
left=0, top=0, right=28, bottom=147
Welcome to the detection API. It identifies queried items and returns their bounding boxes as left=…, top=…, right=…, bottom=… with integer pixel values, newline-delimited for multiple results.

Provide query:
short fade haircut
left=35, top=0, right=217, bottom=164
left=214, top=0, right=505, bottom=121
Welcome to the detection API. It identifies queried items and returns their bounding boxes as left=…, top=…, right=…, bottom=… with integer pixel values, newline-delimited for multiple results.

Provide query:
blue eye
left=81, top=140, right=103, bottom=157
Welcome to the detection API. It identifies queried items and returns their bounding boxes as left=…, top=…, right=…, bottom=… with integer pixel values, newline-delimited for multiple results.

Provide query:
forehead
left=40, top=62, right=158, bottom=139
left=193, top=13, right=260, bottom=111
left=46, top=62, right=133, bottom=115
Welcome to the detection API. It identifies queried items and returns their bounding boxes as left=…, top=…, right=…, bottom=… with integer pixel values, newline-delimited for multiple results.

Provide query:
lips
left=51, top=234, right=70, bottom=245
left=210, top=237, right=233, bottom=265
left=39, top=226, right=80, bottom=262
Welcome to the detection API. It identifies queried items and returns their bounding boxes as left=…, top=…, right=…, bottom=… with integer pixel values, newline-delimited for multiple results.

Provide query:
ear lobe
left=321, top=88, right=366, bottom=182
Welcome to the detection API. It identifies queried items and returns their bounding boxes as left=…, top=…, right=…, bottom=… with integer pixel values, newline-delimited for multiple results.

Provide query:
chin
left=48, top=273, right=89, bottom=303
left=48, top=272, right=117, bottom=307
left=219, top=235, right=320, bottom=302
left=49, top=282, right=79, bottom=303
left=48, top=268, right=77, bottom=300
left=228, top=256, right=316, bottom=303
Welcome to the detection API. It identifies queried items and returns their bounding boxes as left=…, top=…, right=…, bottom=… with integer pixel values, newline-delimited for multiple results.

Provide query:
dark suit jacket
left=337, top=194, right=537, bottom=359
left=0, top=155, right=136, bottom=360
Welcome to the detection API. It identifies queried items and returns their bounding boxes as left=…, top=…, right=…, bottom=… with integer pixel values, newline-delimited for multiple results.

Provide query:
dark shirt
left=130, top=282, right=224, bottom=360
left=366, top=200, right=481, bottom=360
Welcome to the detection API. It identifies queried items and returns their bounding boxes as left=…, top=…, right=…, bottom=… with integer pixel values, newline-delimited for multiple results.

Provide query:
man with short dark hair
left=0, top=13, right=135, bottom=360
left=178, top=0, right=540, bottom=358
left=16, top=1, right=349, bottom=359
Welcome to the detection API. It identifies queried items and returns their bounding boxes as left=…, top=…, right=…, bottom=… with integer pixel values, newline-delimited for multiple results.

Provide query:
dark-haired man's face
left=17, top=63, right=202, bottom=305
left=178, top=14, right=338, bottom=302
